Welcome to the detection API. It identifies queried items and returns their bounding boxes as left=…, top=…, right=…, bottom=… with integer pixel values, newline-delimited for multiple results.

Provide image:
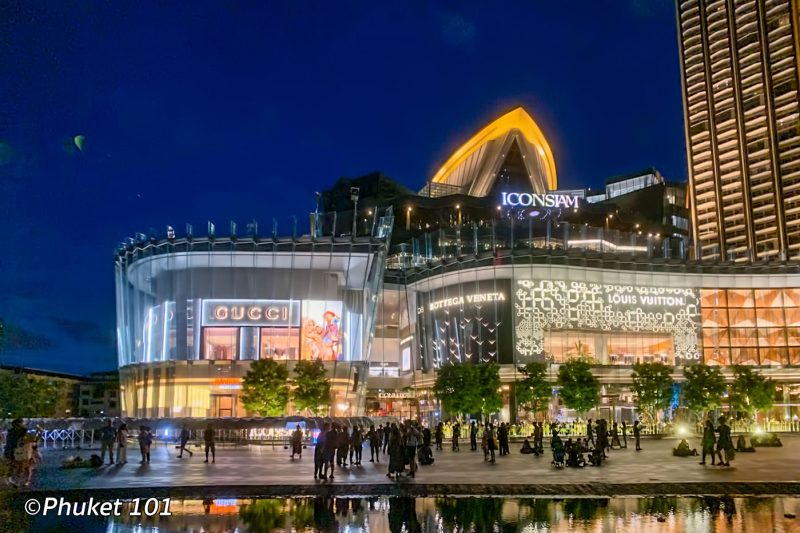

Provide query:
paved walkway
left=15, top=436, right=800, bottom=497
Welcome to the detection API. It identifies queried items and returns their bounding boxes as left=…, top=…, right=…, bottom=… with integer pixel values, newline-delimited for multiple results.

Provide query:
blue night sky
left=0, top=1, right=684, bottom=373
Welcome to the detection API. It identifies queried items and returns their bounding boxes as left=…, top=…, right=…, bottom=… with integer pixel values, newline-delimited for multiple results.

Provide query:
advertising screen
left=416, top=280, right=512, bottom=369
left=300, top=300, right=344, bottom=361
left=514, top=279, right=701, bottom=365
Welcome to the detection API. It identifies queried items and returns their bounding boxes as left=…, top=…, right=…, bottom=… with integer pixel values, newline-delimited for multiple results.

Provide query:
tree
left=292, top=360, right=331, bottom=415
left=556, top=360, right=599, bottom=415
left=241, top=359, right=290, bottom=416
left=0, top=373, right=62, bottom=419
left=682, top=364, right=726, bottom=419
left=515, top=362, right=553, bottom=418
left=631, top=362, right=674, bottom=424
left=475, top=362, right=503, bottom=418
left=729, top=365, right=776, bottom=422
left=433, top=364, right=480, bottom=419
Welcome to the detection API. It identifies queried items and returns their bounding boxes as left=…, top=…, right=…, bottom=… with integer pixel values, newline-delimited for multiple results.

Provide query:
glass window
left=755, top=308, right=786, bottom=327
left=704, top=348, right=730, bottom=366
left=758, top=327, right=787, bottom=347
left=702, top=308, right=729, bottom=328
left=260, top=328, right=300, bottom=360
left=788, top=347, right=800, bottom=365
left=728, top=307, right=757, bottom=327
left=703, top=328, right=730, bottom=348
left=754, top=289, right=783, bottom=308
left=700, top=289, right=728, bottom=308
left=783, top=289, right=800, bottom=307
left=787, top=327, right=800, bottom=346
left=203, top=328, right=238, bottom=360
left=729, top=328, right=758, bottom=347
left=730, top=347, right=758, bottom=365
left=727, top=289, right=755, bottom=307
left=785, top=308, right=800, bottom=327
left=759, top=347, right=787, bottom=366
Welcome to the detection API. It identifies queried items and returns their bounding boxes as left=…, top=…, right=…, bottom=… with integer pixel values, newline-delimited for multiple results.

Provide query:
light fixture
left=497, top=205, right=502, bottom=211
left=455, top=204, right=460, bottom=209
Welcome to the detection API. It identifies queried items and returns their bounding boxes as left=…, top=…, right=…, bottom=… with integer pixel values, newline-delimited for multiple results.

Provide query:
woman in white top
left=116, top=423, right=129, bottom=464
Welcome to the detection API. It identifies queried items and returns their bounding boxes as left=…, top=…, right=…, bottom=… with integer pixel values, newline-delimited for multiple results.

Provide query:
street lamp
left=350, top=187, right=360, bottom=237
left=406, top=206, right=412, bottom=230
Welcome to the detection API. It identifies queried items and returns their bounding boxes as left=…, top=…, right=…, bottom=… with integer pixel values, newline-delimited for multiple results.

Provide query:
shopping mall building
left=115, top=107, right=800, bottom=422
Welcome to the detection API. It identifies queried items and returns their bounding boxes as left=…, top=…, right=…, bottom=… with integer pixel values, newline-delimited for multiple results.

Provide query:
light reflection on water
left=17, top=496, right=800, bottom=533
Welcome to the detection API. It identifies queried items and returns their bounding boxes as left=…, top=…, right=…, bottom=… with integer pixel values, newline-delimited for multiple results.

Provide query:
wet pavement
left=18, top=436, right=800, bottom=497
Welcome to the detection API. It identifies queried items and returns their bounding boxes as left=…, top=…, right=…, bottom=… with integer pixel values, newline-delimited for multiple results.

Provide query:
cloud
left=1, top=323, right=53, bottom=350
left=440, top=11, right=477, bottom=47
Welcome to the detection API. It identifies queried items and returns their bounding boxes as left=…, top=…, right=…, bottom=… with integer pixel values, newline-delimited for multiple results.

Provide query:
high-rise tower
left=676, top=0, right=800, bottom=261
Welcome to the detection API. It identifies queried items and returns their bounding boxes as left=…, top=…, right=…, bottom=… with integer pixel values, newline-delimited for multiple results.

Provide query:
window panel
left=754, top=289, right=783, bottom=307
left=203, top=328, right=238, bottom=360
left=783, top=289, right=800, bottom=307
left=727, top=289, right=755, bottom=307
left=728, top=307, right=757, bottom=327
left=702, top=308, right=729, bottom=327
left=701, top=289, right=728, bottom=308
left=260, top=327, right=300, bottom=360
left=731, top=347, right=758, bottom=365
left=759, top=347, right=787, bottom=366
left=755, top=308, right=786, bottom=327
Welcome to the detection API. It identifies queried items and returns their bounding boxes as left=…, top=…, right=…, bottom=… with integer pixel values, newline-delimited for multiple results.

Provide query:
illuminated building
left=676, top=0, right=800, bottom=261
left=116, top=107, right=800, bottom=422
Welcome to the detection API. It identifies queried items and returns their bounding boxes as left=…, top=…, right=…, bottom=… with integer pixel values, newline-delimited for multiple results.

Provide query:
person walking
left=435, top=423, right=444, bottom=451
left=610, top=422, right=621, bottom=449
left=290, top=424, right=303, bottom=460
left=586, top=419, right=594, bottom=447
left=716, top=416, right=734, bottom=467
left=621, top=421, right=628, bottom=449
left=368, top=425, right=381, bottom=462
left=452, top=421, right=460, bottom=451
left=116, top=423, right=129, bottom=464
left=700, top=419, right=717, bottom=465
left=203, top=424, right=216, bottom=463
left=404, top=422, right=420, bottom=478
left=178, top=424, right=193, bottom=458
left=383, top=424, right=391, bottom=454
left=470, top=421, right=478, bottom=451
left=633, top=420, right=642, bottom=451
left=99, top=420, right=116, bottom=465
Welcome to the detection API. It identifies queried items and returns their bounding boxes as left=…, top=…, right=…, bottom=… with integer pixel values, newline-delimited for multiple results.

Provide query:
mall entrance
left=211, top=394, right=237, bottom=418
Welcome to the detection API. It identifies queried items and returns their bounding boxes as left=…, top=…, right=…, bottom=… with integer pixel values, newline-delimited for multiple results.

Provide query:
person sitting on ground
left=520, top=438, right=535, bottom=454
left=672, top=438, right=699, bottom=457
left=567, top=439, right=587, bottom=468
left=736, top=434, right=756, bottom=452
left=581, top=438, right=591, bottom=453
left=417, top=444, right=434, bottom=466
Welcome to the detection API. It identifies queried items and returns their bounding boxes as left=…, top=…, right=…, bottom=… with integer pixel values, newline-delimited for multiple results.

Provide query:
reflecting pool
left=5, top=495, right=800, bottom=532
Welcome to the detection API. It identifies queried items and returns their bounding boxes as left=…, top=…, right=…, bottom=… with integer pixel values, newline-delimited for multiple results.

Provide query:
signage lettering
left=202, top=299, right=301, bottom=327
left=428, top=292, right=506, bottom=311
left=501, top=192, right=580, bottom=209
left=378, top=392, right=415, bottom=399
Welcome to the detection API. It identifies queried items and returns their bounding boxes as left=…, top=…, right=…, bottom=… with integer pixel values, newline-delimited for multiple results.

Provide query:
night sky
left=0, top=1, right=684, bottom=374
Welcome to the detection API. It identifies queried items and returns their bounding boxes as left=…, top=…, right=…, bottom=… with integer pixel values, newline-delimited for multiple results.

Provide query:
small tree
left=0, top=373, right=62, bottom=419
left=729, top=365, right=776, bottom=424
left=241, top=358, right=290, bottom=416
left=682, top=364, right=726, bottom=420
left=556, top=360, right=599, bottom=415
left=515, top=362, right=552, bottom=419
left=475, top=362, right=503, bottom=419
left=292, top=360, right=331, bottom=415
left=631, top=362, right=674, bottom=424
left=433, top=364, right=480, bottom=419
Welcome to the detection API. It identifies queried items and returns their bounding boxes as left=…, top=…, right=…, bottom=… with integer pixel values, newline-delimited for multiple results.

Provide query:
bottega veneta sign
left=427, top=292, right=506, bottom=311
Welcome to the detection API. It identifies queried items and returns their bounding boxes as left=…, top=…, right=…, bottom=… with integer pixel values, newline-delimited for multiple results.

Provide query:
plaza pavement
left=15, top=436, right=800, bottom=498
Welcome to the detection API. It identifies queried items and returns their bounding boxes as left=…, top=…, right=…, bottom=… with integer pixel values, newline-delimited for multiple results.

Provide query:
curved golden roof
left=430, top=106, right=557, bottom=193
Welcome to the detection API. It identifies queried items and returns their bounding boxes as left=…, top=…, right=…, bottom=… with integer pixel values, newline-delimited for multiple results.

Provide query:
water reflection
left=21, top=495, right=800, bottom=532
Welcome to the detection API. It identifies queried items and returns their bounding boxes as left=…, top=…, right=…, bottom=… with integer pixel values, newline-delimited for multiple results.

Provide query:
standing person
left=314, top=424, right=328, bottom=480
left=716, top=416, right=734, bottom=467
left=116, top=423, right=129, bottom=464
left=452, top=421, right=460, bottom=451
left=324, top=425, right=338, bottom=480
left=633, top=420, right=642, bottom=451
left=486, top=424, right=497, bottom=463
left=435, top=423, right=444, bottom=451
left=422, top=425, right=432, bottom=448
left=290, top=425, right=304, bottom=460
left=405, top=423, right=420, bottom=478
left=99, top=420, right=117, bottom=465
left=178, top=424, right=193, bottom=458
left=586, top=419, right=594, bottom=447
left=376, top=425, right=384, bottom=458
left=387, top=425, right=405, bottom=480
left=700, top=419, right=717, bottom=465
left=621, top=421, right=628, bottom=449
left=535, top=421, right=544, bottom=454
left=368, top=425, right=380, bottom=462
left=383, top=424, right=391, bottom=454
left=610, top=422, right=621, bottom=449
left=351, top=426, right=363, bottom=466
left=481, top=429, right=489, bottom=461
left=470, top=422, right=478, bottom=451
left=137, top=426, right=152, bottom=464
left=203, top=424, right=216, bottom=463
left=596, top=420, right=609, bottom=458
left=501, top=423, right=510, bottom=456
left=337, top=426, right=350, bottom=467
left=4, top=419, right=25, bottom=486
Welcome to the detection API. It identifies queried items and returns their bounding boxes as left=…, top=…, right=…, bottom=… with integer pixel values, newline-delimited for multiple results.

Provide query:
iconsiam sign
left=501, top=192, right=580, bottom=209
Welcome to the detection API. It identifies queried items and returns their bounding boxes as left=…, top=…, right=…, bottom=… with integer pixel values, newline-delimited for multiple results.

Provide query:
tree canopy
left=241, top=359, right=290, bottom=416
left=631, top=362, right=674, bottom=424
left=433, top=362, right=503, bottom=419
left=475, top=362, right=503, bottom=417
left=292, top=360, right=331, bottom=416
left=556, top=360, right=599, bottom=415
left=515, top=362, right=552, bottom=417
left=682, top=364, right=726, bottom=418
left=0, top=373, right=63, bottom=419
left=729, top=365, right=776, bottom=420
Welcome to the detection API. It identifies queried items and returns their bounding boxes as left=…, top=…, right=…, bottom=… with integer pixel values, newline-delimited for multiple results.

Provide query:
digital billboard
left=300, top=300, right=344, bottom=361
left=514, top=280, right=701, bottom=364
